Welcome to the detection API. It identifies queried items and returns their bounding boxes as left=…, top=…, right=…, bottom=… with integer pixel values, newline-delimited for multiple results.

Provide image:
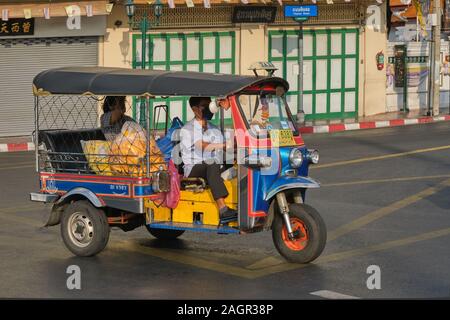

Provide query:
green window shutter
left=268, top=28, right=359, bottom=121
left=132, top=31, right=236, bottom=126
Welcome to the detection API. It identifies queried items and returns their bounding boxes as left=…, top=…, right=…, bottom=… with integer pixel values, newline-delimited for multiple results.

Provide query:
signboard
left=232, top=6, right=277, bottom=23
left=394, top=45, right=407, bottom=88
left=0, top=18, right=34, bottom=36
left=284, top=5, right=318, bottom=18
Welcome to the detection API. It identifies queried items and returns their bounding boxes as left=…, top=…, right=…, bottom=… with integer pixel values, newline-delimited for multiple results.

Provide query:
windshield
left=238, top=93, right=298, bottom=137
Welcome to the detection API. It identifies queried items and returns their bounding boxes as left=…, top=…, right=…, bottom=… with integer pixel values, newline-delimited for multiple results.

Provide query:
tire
left=60, top=200, right=110, bottom=257
left=145, top=225, right=185, bottom=240
left=272, top=203, right=327, bottom=264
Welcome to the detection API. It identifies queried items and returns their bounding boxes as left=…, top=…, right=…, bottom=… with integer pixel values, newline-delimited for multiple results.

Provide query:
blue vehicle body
left=248, top=146, right=319, bottom=213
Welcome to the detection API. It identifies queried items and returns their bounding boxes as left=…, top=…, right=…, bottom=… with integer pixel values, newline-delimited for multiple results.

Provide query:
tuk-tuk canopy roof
left=32, top=67, right=289, bottom=97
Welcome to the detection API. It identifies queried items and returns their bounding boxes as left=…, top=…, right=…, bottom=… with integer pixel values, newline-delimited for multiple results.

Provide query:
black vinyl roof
left=33, top=67, right=289, bottom=97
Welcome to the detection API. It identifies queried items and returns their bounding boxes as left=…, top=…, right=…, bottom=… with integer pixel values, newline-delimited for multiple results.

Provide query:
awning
left=33, top=67, right=289, bottom=97
left=0, top=1, right=110, bottom=19
left=389, top=0, right=443, bottom=23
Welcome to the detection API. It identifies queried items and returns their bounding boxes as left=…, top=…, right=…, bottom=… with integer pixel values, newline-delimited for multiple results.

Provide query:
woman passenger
left=100, top=96, right=135, bottom=140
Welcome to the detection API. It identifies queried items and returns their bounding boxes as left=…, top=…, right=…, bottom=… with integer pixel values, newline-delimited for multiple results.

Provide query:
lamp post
left=125, top=0, right=163, bottom=124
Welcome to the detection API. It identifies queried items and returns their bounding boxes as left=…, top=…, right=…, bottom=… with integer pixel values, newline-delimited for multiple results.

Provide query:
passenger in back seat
left=100, top=96, right=135, bottom=140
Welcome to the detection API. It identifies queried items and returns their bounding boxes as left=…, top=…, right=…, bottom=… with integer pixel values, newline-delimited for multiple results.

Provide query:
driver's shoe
left=219, top=207, right=238, bottom=225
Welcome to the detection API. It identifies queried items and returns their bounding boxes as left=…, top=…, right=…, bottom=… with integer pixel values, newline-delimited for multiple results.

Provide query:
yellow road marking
left=116, top=226, right=450, bottom=279
left=114, top=241, right=260, bottom=279
left=0, top=161, right=34, bottom=167
left=321, top=174, right=450, bottom=188
left=1, top=205, right=450, bottom=280
left=319, top=227, right=450, bottom=264
left=246, top=256, right=285, bottom=270
left=0, top=213, right=43, bottom=227
left=312, top=145, right=450, bottom=169
left=0, top=204, right=43, bottom=213
left=0, top=204, right=45, bottom=227
left=0, top=164, right=34, bottom=170
left=327, top=178, right=450, bottom=242
left=251, top=227, right=450, bottom=276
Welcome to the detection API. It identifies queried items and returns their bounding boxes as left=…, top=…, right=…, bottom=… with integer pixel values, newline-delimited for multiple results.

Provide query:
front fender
left=264, top=176, right=320, bottom=201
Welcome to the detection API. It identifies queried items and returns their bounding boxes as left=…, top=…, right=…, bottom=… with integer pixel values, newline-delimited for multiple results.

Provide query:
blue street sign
left=284, top=5, right=318, bottom=18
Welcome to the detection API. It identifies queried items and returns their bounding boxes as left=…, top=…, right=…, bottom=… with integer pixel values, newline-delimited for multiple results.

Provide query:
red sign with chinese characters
left=0, top=18, right=34, bottom=36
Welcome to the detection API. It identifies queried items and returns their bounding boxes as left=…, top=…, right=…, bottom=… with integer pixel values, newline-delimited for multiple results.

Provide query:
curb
left=0, top=115, right=449, bottom=153
left=0, top=142, right=34, bottom=153
left=299, top=115, right=450, bottom=134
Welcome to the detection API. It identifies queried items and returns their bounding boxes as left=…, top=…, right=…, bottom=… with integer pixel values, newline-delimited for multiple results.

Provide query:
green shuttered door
left=269, top=28, right=359, bottom=120
left=132, top=32, right=236, bottom=127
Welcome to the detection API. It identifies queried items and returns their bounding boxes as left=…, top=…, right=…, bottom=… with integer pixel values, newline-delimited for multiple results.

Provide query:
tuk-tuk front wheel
left=61, top=200, right=110, bottom=257
left=272, top=203, right=326, bottom=264
left=145, top=226, right=185, bottom=240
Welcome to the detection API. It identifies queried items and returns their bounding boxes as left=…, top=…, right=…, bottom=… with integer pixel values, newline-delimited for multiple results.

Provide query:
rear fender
left=45, top=188, right=105, bottom=227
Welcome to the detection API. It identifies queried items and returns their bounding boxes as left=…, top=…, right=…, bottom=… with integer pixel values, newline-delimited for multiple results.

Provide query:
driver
left=179, top=97, right=237, bottom=224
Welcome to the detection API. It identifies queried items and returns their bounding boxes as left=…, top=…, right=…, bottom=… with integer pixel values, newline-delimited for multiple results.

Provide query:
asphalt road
left=0, top=121, right=449, bottom=299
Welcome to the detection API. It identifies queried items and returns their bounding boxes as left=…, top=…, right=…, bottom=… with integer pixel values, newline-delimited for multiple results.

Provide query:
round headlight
left=289, top=148, right=303, bottom=168
left=308, top=149, right=320, bottom=164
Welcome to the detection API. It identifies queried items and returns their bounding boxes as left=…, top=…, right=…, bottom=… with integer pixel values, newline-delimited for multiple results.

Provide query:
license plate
left=270, top=129, right=296, bottom=147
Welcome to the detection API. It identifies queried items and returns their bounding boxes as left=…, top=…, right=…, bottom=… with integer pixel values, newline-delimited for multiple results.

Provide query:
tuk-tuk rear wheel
left=61, top=200, right=110, bottom=257
left=145, top=226, right=185, bottom=240
left=272, top=203, right=326, bottom=264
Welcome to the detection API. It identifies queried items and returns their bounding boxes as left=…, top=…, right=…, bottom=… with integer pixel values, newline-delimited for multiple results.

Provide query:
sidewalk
left=0, top=110, right=449, bottom=152
left=299, top=109, right=450, bottom=134
left=0, top=136, right=34, bottom=152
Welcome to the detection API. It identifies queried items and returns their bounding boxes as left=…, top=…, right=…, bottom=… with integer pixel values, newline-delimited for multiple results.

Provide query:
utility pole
left=297, top=18, right=304, bottom=124
left=296, top=0, right=305, bottom=125
left=430, top=0, right=441, bottom=116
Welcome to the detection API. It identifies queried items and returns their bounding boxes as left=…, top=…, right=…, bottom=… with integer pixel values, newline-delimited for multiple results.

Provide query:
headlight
left=307, top=149, right=320, bottom=164
left=289, top=148, right=303, bottom=168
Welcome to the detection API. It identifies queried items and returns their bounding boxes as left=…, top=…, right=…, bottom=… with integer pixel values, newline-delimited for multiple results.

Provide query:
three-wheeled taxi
left=30, top=66, right=326, bottom=263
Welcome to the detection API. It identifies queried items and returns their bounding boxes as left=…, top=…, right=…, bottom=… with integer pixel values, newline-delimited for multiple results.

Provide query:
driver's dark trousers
left=188, top=162, right=229, bottom=200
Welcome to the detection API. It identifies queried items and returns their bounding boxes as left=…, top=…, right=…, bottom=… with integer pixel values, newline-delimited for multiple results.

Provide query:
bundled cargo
left=109, top=121, right=166, bottom=176
left=81, top=140, right=113, bottom=175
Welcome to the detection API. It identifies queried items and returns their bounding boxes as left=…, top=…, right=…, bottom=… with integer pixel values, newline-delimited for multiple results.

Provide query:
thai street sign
left=284, top=5, right=318, bottom=22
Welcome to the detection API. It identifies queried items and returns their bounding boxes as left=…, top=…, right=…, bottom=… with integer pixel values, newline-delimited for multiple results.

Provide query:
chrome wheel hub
left=68, top=212, right=94, bottom=248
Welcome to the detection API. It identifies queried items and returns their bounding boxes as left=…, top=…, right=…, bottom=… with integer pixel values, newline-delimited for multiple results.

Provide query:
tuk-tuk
left=30, top=66, right=326, bottom=264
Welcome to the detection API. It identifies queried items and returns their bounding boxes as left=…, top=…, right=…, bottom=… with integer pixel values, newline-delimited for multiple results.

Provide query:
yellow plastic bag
left=109, top=121, right=166, bottom=176
left=81, top=140, right=113, bottom=175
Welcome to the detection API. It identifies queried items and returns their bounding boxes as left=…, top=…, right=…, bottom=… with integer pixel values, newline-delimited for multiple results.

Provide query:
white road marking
left=310, top=290, right=360, bottom=300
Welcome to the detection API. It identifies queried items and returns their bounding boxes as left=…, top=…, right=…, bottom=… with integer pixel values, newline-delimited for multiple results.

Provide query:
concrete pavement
left=0, top=121, right=449, bottom=299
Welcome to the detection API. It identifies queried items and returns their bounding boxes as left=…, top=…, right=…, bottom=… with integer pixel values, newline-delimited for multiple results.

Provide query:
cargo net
left=36, top=95, right=167, bottom=177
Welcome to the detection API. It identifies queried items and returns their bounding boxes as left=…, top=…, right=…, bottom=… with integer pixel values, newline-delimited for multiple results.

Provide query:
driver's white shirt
left=180, top=119, right=223, bottom=177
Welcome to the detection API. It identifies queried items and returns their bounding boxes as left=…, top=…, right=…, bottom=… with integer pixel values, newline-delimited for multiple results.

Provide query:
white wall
left=386, top=40, right=450, bottom=112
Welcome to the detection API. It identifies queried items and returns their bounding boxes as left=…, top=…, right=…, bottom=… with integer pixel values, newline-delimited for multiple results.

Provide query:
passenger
left=100, top=96, right=135, bottom=140
left=180, top=97, right=237, bottom=224
left=250, top=95, right=270, bottom=129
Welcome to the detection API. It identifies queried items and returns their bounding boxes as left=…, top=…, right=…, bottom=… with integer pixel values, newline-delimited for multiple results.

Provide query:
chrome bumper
left=30, top=192, right=59, bottom=203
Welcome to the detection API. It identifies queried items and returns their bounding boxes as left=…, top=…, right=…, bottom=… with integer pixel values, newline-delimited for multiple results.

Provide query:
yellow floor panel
left=146, top=178, right=238, bottom=226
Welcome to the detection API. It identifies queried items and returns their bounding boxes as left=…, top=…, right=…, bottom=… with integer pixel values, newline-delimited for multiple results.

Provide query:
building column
left=239, top=24, right=267, bottom=75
